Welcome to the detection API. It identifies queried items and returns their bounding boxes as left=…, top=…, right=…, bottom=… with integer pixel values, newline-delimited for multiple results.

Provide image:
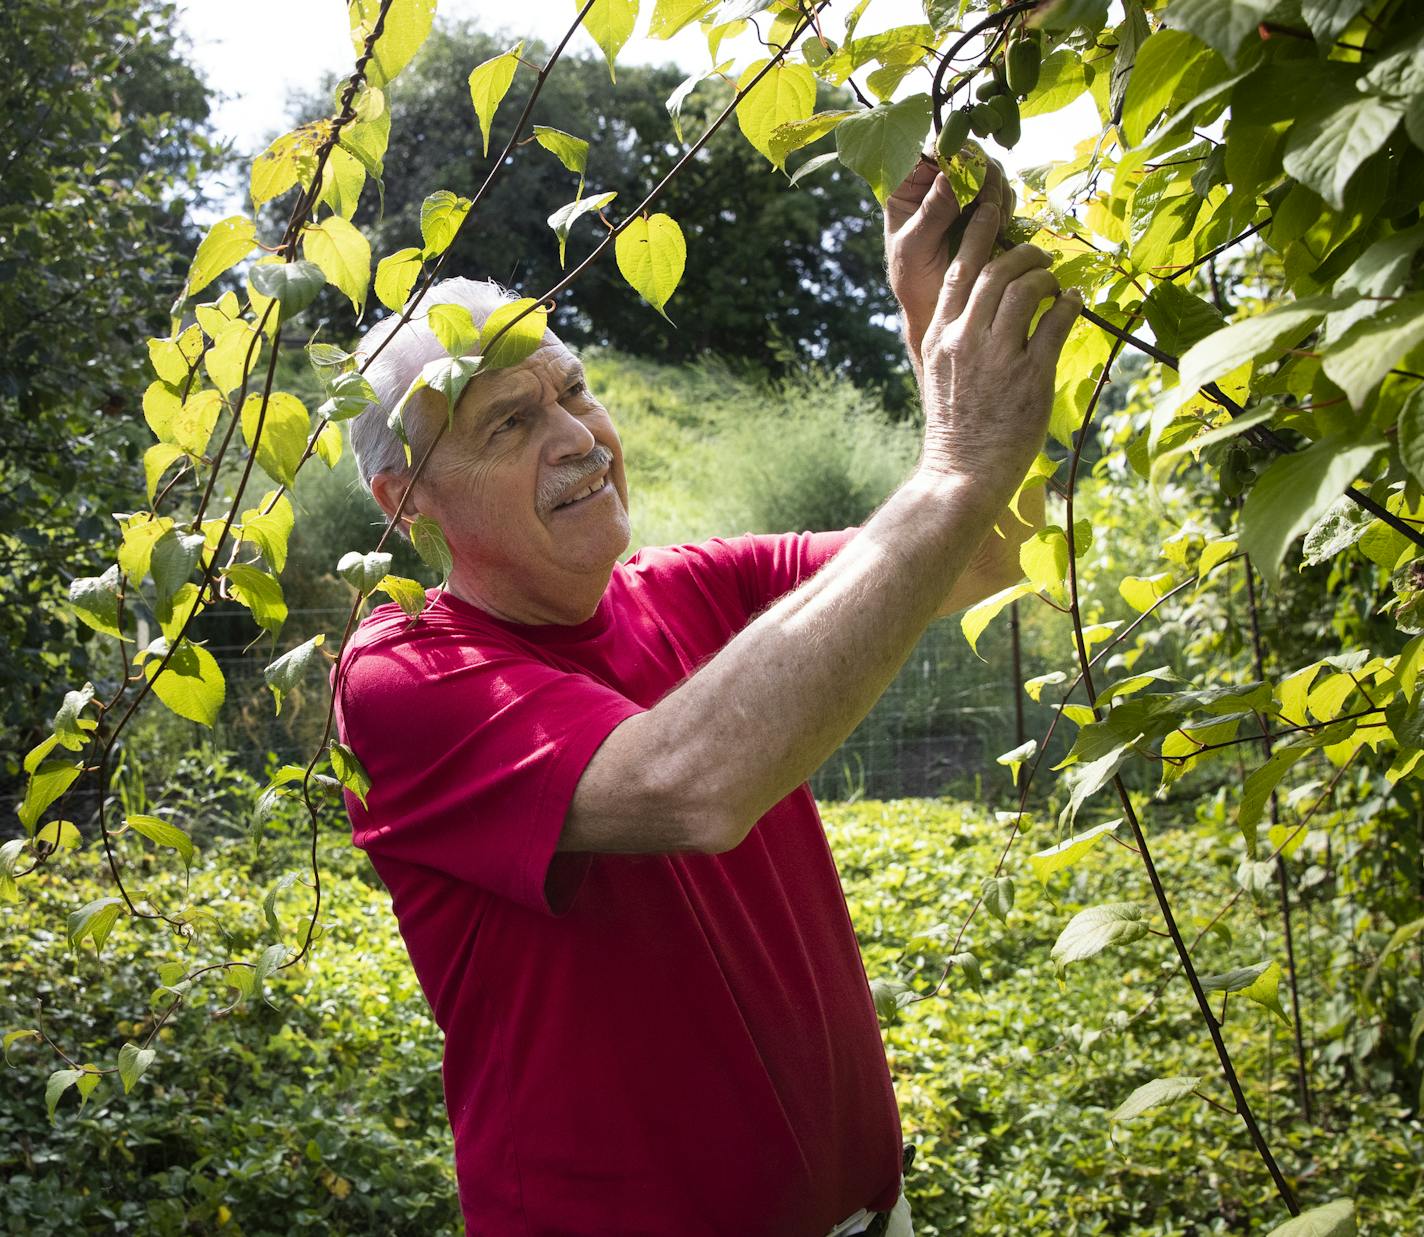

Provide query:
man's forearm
left=647, top=470, right=1007, bottom=845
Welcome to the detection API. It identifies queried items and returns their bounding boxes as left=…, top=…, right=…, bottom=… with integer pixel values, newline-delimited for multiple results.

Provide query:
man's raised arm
left=562, top=163, right=1079, bottom=856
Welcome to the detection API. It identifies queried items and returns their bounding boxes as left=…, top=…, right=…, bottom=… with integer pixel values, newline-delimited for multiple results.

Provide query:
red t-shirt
left=335, top=531, right=902, bottom=1236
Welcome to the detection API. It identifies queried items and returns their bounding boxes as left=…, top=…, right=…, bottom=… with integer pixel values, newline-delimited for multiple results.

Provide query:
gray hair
left=348, top=276, right=558, bottom=490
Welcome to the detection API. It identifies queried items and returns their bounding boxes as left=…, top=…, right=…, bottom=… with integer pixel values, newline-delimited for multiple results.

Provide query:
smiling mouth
left=551, top=474, right=610, bottom=511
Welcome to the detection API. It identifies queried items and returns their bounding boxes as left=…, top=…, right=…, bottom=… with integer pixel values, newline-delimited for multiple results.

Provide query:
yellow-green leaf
left=302, top=216, right=371, bottom=315
left=615, top=214, right=687, bottom=321
left=481, top=298, right=549, bottom=371
left=348, top=0, right=436, bottom=87
left=374, top=247, right=423, bottom=311
left=240, top=392, right=311, bottom=488
left=467, top=45, right=523, bottom=156
left=187, top=216, right=257, bottom=298
left=582, top=0, right=638, bottom=82
left=961, top=582, right=1035, bottom=657
left=419, top=190, right=473, bottom=259
left=142, top=638, right=225, bottom=727
left=736, top=60, right=818, bottom=167
left=1029, top=820, right=1120, bottom=884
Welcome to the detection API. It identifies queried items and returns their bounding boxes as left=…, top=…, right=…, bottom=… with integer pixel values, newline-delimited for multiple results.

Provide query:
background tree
left=0, top=0, right=224, bottom=759
left=287, top=20, right=914, bottom=406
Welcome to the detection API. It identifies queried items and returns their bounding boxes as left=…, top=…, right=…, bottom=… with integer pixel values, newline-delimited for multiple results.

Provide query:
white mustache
left=537, top=445, right=613, bottom=513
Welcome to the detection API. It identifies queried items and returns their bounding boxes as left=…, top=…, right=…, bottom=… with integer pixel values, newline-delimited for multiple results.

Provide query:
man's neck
left=445, top=565, right=613, bottom=626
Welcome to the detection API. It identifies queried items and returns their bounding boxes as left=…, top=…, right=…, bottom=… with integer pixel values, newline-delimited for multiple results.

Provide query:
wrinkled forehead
left=451, top=341, right=583, bottom=425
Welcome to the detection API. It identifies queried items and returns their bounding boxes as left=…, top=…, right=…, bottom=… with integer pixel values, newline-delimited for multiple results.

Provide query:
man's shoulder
left=339, top=594, right=526, bottom=692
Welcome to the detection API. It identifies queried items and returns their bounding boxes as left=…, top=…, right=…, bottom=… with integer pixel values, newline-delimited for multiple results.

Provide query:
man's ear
left=370, top=471, right=419, bottom=532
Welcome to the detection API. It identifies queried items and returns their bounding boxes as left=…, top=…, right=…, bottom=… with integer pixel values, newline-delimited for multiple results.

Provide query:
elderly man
left=335, top=158, right=1077, bottom=1236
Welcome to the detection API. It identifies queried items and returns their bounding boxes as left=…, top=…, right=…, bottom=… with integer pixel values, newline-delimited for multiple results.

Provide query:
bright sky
left=177, top=0, right=1097, bottom=209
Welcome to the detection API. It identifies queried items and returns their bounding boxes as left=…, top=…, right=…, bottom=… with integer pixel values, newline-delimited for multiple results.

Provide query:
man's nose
left=544, top=399, right=597, bottom=462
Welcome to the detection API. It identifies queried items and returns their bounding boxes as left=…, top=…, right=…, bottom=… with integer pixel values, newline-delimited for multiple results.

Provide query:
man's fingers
left=1029, top=291, right=1083, bottom=363
left=993, top=267, right=1061, bottom=343
left=960, top=244, right=1052, bottom=336
left=928, top=197, right=1001, bottom=331
left=890, top=170, right=962, bottom=259
left=885, top=156, right=941, bottom=236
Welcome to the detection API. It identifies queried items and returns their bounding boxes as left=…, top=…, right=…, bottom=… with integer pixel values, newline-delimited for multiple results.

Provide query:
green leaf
left=143, top=444, right=184, bottom=503
left=947, top=951, right=982, bottom=992
left=142, top=638, right=226, bottom=727
left=1029, top=820, right=1120, bottom=884
left=1240, top=958, right=1291, bottom=1023
left=248, top=259, right=325, bottom=320
left=1238, top=743, right=1315, bottom=857
left=467, top=42, right=523, bottom=155
left=253, top=941, right=292, bottom=1008
left=481, top=298, right=549, bottom=371
left=1143, top=281, right=1226, bottom=359
left=224, top=564, right=287, bottom=634
left=67, top=897, right=124, bottom=955
left=1163, top=0, right=1276, bottom=65
left=870, top=977, right=914, bottom=1021
left=996, top=739, right=1036, bottom=783
left=427, top=303, right=480, bottom=357
left=1111, top=1075, right=1202, bottom=1123
left=116, top=513, right=171, bottom=586
left=649, top=0, right=716, bottom=38
left=2, top=1028, right=40, bottom=1063
left=150, top=530, right=205, bottom=604
left=583, top=0, right=637, bottom=81
left=834, top=92, right=932, bottom=206
left=1239, top=437, right=1384, bottom=578
left=301, top=216, right=371, bottom=315
left=338, top=550, right=393, bottom=593
left=615, top=215, right=687, bottom=321
left=330, top=741, right=372, bottom=807
left=1051, top=903, right=1149, bottom=971
left=1321, top=294, right=1424, bottom=410
left=767, top=110, right=856, bottom=171
left=376, top=574, right=427, bottom=616
left=374, top=247, right=423, bottom=312
left=981, top=875, right=1014, bottom=924
left=532, top=126, right=589, bottom=190
left=69, top=565, right=123, bottom=638
left=1264, top=1200, right=1356, bottom=1237
left=1020, top=48, right=1089, bottom=119
left=736, top=60, right=818, bottom=168
left=1282, top=95, right=1403, bottom=211
left=117, top=1042, right=156, bottom=1094
left=125, top=814, right=194, bottom=868
left=960, top=582, right=1034, bottom=657
left=240, top=391, right=311, bottom=488
left=263, top=871, right=303, bottom=941
left=264, top=634, right=327, bottom=715
left=415, top=186, right=472, bottom=256
left=1300, top=0, right=1368, bottom=44
left=1397, top=387, right=1424, bottom=490
left=1020, top=526, right=1070, bottom=604
left=317, top=369, right=379, bottom=423
left=240, top=492, right=296, bottom=573
left=1119, top=31, right=1212, bottom=145
left=1032, top=0, right=1109, bottom=34
left=186, top=216, right=257, bottom=297
left=1199, top=959, right=1272, bottom=993
left=348, top=0, right=435, bottom=87
left=1119, top=571, right=1175, bottom=613
left=409, top=515, right=453, bottom=581
left=17, top=759, right=82, bottom=834
left=46, top=1068, right=85, bottom=1122
left=548, top=190, right=617, bottom=266
left=36, top=820, right=80, bottom=851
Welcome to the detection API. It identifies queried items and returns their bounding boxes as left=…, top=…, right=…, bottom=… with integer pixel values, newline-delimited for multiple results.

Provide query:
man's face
left=407, top=340, right=631, bottom=621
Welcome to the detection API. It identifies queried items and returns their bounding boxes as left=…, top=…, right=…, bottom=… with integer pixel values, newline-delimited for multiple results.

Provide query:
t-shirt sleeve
left=336, top=632, right=645, bottom=916
left=684, top=528, right=858, bottom=619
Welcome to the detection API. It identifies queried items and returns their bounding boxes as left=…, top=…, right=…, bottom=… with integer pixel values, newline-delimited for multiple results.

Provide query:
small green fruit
left=976, top=79, right=1006, bottom=101
left=969, top=102, right=1003, bottom=137
left=935, top=110, right=972, bottom=171
left=1006, top=38, right=1042, bottom=95
left=990, top=94, right=1021, bottom=148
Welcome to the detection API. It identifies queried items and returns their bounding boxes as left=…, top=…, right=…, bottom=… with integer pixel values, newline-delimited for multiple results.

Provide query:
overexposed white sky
left=177, top=0, right=1095, bottom=210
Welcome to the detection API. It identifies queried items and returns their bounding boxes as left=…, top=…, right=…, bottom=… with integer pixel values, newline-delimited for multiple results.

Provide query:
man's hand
left=885, top=157, right=1079, bottom=502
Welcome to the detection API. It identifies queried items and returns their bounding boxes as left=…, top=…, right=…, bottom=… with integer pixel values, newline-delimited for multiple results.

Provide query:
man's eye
left=565, top=381, right=588, bottom=400
left=493, top=413, right=520, bottom=433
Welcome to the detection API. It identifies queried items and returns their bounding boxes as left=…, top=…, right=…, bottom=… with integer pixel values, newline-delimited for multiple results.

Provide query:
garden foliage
left=5, top=0, right=1424, bottom=1229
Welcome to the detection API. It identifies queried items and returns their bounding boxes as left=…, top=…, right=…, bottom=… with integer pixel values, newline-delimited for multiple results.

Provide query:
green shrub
left=4, top=796, right=1416, bottom=1233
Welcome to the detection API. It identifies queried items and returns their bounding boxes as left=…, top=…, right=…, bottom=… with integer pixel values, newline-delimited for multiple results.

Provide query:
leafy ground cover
left=3, top=795, right=1416, bottom=1234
